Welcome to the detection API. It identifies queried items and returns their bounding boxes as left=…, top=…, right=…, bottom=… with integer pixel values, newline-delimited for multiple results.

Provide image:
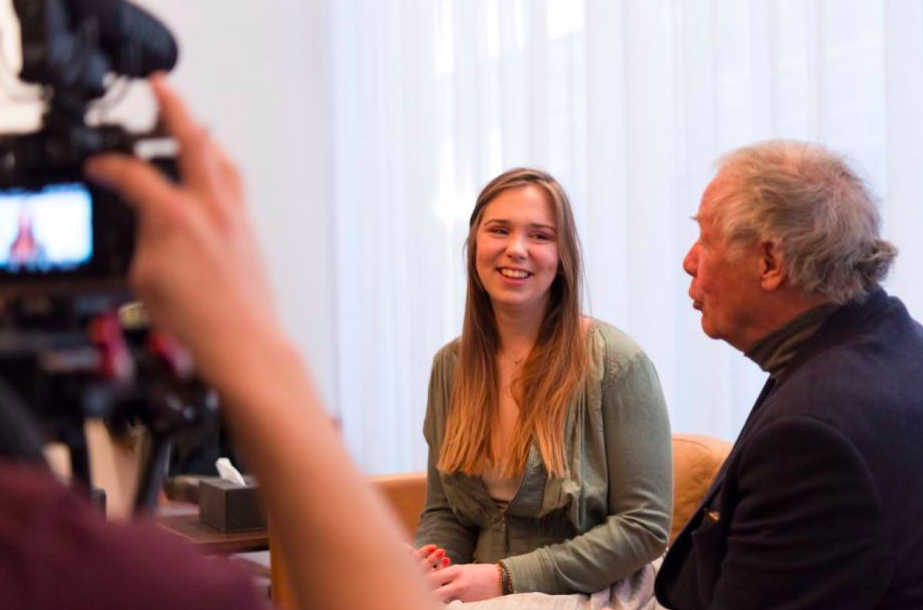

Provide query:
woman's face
left=474, top=185, right=560, bottom=318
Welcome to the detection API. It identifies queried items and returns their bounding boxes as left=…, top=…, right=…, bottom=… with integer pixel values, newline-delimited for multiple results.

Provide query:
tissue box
left=198, top=476, right=266, bottom=532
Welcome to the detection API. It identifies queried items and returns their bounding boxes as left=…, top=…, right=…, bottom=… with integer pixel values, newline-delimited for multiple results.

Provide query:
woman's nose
left=505, top=234, right=527, bottom=259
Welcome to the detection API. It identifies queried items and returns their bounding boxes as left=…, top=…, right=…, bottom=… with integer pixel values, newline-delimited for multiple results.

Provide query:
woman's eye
left=533, top=233, right=552, bottom=241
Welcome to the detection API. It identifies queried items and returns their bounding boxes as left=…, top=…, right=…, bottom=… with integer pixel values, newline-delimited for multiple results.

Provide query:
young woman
left=414, top=168, right=673, bottom=603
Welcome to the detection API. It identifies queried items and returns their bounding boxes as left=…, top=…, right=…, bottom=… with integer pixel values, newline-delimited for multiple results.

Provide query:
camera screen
left=0, top=183, right=93, bottom=273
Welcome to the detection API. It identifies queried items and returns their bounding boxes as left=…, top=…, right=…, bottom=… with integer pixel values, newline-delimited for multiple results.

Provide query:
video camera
left=0, top=0, right=178, bottom=291
left=0, top=0, right=218, bottom=512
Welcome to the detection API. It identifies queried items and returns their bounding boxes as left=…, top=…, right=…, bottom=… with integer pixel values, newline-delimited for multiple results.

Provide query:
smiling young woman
left=413, top=168, right=674, bottom=606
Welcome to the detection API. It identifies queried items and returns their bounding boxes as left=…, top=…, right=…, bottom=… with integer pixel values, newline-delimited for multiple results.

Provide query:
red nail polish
left=436, top=549, right=444, bottom=557
left=443, top=557, right=450, bottom=565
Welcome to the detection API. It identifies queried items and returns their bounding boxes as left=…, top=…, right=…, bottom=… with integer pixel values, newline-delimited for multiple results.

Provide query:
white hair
left=713, top=140, right=896, bottom=305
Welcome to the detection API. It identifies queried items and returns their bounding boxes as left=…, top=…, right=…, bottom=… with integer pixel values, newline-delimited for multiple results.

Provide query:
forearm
left=414, top=508, right=477, bottom=565
left=83, top=79, right=433, bottom=610
left=501, top=347, right=672, bottom=594
left=502, top=511, right=668, bottom=594
left=416, top=356, right=477, bottom=566
left=413, top=449, right=477, bottom=564
left=214, top=327, right=436, bottom=610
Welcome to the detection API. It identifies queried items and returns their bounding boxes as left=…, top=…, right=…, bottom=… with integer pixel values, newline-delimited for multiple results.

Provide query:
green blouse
left=414, top=320, right=673, bottom=595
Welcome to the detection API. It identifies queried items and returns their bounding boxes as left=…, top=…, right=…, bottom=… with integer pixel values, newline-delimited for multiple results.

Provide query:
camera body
left=0, top=0, right=180, bottom=294
left=0, top=127, right=177, bottom=294
left=0, top=134, right=134, bottom=293
left=0, top=1, right=220, bottom=512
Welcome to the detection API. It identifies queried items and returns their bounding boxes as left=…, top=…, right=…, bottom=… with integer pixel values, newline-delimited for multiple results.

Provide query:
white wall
left=136, top=1, right=338, bottom=407
left=0, top=1, right=339, bottom=409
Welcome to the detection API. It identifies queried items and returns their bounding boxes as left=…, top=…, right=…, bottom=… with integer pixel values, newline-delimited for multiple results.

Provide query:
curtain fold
left=326, top=0, right=923, bottom=474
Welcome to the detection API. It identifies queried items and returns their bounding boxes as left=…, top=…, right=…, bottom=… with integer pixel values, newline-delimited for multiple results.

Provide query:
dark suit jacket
left=656, top=290, right=923, bottom=610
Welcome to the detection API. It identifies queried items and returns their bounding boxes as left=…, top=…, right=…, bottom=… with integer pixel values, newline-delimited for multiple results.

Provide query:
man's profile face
left=682, top=174, right=766, bottom=352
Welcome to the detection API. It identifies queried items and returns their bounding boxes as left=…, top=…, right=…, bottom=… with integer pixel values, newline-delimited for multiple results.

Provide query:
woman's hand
left=408, top=544, right=451, bottom=575
left=84, top=74, right=283, bottom=384
left=425, top=563, right=502, bottom=603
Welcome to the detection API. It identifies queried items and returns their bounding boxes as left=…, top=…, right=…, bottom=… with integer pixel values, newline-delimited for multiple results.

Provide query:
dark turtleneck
left=745, top=302, right=840, bottom=379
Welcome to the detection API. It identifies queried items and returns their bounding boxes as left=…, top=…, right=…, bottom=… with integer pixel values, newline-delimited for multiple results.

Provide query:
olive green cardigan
left=414, top=321, right=672, bottom=595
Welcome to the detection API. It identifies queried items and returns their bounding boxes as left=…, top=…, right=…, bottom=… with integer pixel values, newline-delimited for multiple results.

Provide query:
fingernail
left=435, top=549, right=444, bottom=557
left=443, top=557, right=450, bottom=565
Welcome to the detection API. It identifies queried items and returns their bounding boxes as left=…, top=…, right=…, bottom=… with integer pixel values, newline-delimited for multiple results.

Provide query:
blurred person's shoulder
left=0, top=464, right=269, bottom=610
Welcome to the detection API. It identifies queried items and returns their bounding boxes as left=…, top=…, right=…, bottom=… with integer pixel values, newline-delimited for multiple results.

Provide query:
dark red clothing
left=0, top=465, right=268, bottom=610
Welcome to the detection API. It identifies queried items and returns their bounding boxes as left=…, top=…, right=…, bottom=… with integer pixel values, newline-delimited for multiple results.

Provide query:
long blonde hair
left=438, top=168, right=588, bottom=479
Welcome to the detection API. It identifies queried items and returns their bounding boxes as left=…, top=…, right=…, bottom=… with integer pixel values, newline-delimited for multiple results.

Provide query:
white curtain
left=324, top=0, right=923, bottom=474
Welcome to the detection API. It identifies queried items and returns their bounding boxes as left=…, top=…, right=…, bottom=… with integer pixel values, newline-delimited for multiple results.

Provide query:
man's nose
left=683, top=243, right=698, bottom=277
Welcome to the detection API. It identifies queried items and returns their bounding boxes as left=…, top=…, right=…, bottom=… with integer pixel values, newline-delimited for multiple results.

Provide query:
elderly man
left=655, top=141, right=923, bottom=609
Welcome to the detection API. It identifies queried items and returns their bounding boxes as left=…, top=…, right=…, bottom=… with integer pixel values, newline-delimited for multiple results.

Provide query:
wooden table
left=154, top=503, right=268, bottom=554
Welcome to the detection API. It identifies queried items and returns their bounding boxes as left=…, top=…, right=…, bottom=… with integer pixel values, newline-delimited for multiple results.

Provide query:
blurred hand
left=84, top=75, right=282, bottom=382
left=425, top=563, right=502, bottom=603
left=84, top=75, right=439, bottom=610
left=406, top=543, right=451, bottom=576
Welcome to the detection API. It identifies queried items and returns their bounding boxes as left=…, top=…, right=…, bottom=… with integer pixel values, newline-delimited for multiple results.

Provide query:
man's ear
left=760, top=240, right=785, bottom=291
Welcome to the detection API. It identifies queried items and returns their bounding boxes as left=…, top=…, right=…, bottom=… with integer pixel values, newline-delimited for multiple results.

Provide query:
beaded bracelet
left=496, top=561, right=514, bottom=595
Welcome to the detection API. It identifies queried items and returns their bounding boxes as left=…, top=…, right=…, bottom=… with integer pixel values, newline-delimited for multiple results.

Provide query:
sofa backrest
left=367, top=433, right=733, bottom=544
left=669, top=433, right=732, bottom=543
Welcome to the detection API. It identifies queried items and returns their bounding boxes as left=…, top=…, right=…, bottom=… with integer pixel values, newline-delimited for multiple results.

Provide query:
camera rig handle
left=87, top=309, right=219, bottom=513
left=0, top=295, right=219, bottom=514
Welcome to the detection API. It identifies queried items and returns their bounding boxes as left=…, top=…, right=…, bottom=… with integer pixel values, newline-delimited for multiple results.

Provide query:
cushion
left=670, top=434, right=732, bottom=543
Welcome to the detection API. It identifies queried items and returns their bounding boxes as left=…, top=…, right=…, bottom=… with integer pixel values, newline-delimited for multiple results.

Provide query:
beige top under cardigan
left=414, top=321, right=673, bottom=595
left=482, top=466, right=523, bottom=507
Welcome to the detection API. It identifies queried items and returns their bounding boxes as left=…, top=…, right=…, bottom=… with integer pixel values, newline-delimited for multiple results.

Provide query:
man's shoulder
left=754, top=295, right=923, bottom=516
left=781, top=294, right=923, bottom=411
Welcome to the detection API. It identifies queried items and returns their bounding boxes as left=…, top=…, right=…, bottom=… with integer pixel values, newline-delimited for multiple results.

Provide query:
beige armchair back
left=365, top=432, right=732, bottom=543
left=668, top=433, right=731, bottom=543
